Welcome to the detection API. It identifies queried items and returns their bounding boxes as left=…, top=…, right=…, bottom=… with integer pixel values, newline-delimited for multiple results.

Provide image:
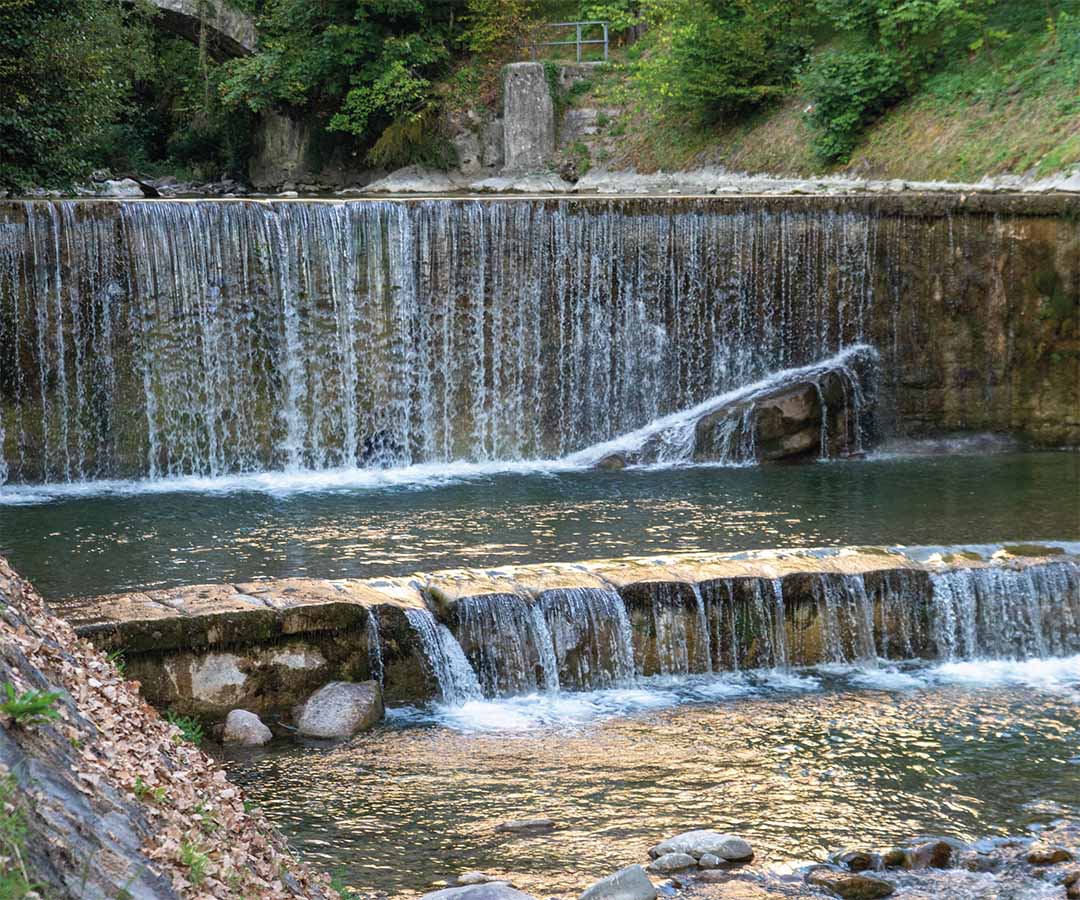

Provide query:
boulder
left=222, top=709, right=272, bottom=746
left=806, top=867, right=895, bottom=899
left=834, top=850, right=881, bottom=873
left=646, top=852, right=697, bottom=874
left=578, top=865, right=656, bottom=900
left=906, top=839, right=956, bottom=869
left=649, top=830, right=754, bottom=862
left=495, top=818, right=557, bottom=834
left=697, top=853, right=723, bottom=869
left=295, top=680, right=383, bottom=739
left=458, top=872, right=500, bottom=885
left=421, top=884, right=537, bottom=900
left=99, top=178, right=144, bottom=198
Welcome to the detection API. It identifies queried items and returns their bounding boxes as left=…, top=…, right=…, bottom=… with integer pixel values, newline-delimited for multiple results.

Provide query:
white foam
left=927, top=655, right=1080, bottom=692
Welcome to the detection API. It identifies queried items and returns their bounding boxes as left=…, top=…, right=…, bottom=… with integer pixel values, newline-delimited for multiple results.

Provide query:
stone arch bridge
left=150, top=0, right=256, bottom=60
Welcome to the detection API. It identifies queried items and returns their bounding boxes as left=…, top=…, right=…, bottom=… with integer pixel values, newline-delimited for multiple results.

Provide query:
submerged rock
left=806, top=867, right=895, bottom=899
left=649, top=830, right=754, bottom=862
left=295, top=680, right=383, bottom=738
left=646, top=852, right=697, bottom=873
left=495, top=818, right=557, bottom=834
left=834, top=850, right=882, bottom=872
left=223, top=708, right=272, bottom=746
left=1027, top=843, right=1073, bottom=865
left=421, top=883, right=537, bottom=900
left=578, top=864, right=656, bottom=900
left=906, top=838, right=958, bottom=869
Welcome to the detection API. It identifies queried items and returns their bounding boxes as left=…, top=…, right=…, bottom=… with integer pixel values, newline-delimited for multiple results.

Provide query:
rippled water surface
left=0, top=451, right=1076, bottom=598
left=224, top=659, right=1080, bottom=899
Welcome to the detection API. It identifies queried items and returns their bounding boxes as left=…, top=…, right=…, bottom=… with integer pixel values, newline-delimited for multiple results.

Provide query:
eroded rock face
left=578, top=864, right=657, bottom=900
left=0, top=557, right=329, bottom=898
left=295, top=680, right=384, bottom=738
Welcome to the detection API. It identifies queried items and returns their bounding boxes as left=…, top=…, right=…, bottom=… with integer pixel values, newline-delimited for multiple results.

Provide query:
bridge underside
left=152, top=0, right=256, bottom=60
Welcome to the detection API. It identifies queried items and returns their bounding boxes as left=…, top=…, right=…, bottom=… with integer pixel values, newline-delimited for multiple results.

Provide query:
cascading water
left=397, top=561, right=1080, bottom=706
left=366, top=609, right=384, bottom=688
left=930, top=562, right=1080, bottom=660
left=404, top=608, right=483, bottom=706
left=0, top=199, right=886, bottom=484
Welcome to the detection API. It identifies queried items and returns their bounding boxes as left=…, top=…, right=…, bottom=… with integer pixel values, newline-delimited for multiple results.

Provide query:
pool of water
left=0, top=450, right=1076, bottom=598
left=222, top=657, right=1080, bottom=899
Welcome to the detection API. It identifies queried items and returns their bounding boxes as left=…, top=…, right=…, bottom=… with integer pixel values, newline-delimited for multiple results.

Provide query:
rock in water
left=222, top=708, right=272, bottom=746
left=647, top=852, right=697, bottom=873
left=458, top=872, right=500, bottom=885
left=806, top=867, right=895, bottom=899
left=1027, top=844, right=1074, bottom=865
left=295, top=681, right=383, bottom=738
left=649, top=830, right=754, bottom=862
left=421, top=884, right=537, bottom=900
left=495, top=818, right=557, bottom=834
left=578, top=865, right=656, bottom=900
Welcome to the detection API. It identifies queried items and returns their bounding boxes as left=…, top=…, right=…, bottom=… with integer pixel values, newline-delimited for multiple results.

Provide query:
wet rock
left=295, top=680, right=383, bottom=738
left=906, top=839, right=956, bottom=869
left=222, top=708, right=272, bottom=746
left=881, top=849, right=906, bottom=868
left=578, top=864, right=656, bottom=900
left=421, top=884, right=537, bottom=900
left=649, top=830, right=754, bottom=862
left=957, top=850, right=999, bottom=873
left=1065, top=869, right=1080, bottom=899
left=698, top=853, right=723, bottom=869
left=806, top=867, right=895, bottom=899
left=458, top=873, right=501, bottom=885
left=496, top=818, right=557, bottom=834
left=834, top=850, right=881, bottom=873
left=1027, top=844, right=1073, bottom=865
left=647, top=852, right=697, bottom=873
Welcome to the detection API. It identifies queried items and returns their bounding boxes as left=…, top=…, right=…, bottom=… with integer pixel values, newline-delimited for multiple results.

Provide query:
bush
left=634, top=0, right=813, bottom=124
left=804, top=50, right=906, bottom=163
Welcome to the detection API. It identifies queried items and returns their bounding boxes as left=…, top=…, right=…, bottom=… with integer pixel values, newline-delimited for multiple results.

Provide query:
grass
left=0, top=774, right=36, bottom=898
left=179, top=838, right=209, bottom=886
left=553, top=9, right=1080, bottom=182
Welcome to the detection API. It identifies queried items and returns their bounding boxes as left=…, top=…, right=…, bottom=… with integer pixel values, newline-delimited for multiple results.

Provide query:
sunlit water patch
left=224, top=658, right=1080, bottom=898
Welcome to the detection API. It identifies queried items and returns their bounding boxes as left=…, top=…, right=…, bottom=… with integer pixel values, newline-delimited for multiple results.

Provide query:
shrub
left=0, top=684, right=62, bottom=727
left=803, top=50, right=906, bottom=163
left=165, top=711, right=204, bottom=745
left=634, top=0, right=814, bottom=124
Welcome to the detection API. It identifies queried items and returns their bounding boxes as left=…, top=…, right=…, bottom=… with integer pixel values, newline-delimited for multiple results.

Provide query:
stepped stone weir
left=0, top=194, right=1077, bottom=486
left=54, top=545, right=1080, bottom=718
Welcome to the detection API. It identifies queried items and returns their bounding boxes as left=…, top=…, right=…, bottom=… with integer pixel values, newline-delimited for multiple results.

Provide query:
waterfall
left=404, top=608, right=483, bottom=706
left=366, top=609, right=384, bottom=688
left=538, top=588, right=636, bottom=690
left=0, top=199, right=883, bottom=484
left=392, top=561, right=1078, bottom=705
left=930, top=562, right=1080, bottom=661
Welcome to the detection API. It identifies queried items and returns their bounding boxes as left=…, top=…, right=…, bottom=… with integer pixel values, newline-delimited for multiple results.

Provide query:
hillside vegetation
left=2, top=0, right=1079, bottom=189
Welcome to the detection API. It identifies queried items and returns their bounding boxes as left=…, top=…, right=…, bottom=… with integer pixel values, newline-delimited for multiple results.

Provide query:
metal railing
left=531, top=20, right=609, bottom=62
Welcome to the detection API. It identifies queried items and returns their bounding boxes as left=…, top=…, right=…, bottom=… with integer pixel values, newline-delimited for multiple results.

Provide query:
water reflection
left=0, top=452, right=1076, bottom=598
left=224, top=664, right=1080, bottom=898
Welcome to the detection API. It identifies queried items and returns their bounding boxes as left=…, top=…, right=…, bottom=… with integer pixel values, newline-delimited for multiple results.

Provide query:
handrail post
left=576, top=22, right=582, bottom=62
left=603, top=22, right=609, bottom=60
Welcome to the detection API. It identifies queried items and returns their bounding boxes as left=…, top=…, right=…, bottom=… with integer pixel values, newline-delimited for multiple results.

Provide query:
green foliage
left=580, top=1, right=642, bottom=35
left=180, top=838, right=209, bottom=886
left=165, top=711, right=204, bottom=745
left=0, top=774, right=36, bottom=898
left=634, top=0, right=815, bottom=124
left=805, top=0, right=1003, bottom=162
left=106, top=649, right=126, bottom=678
left=132, top=775, right=167, bottom=804
left=464, top=0, right=529, bottom=53
left=0, top=0, right=153, bottom=189
left=0, top=683, right=61, bottom=727
left=222, top=0, right=465, bottom=162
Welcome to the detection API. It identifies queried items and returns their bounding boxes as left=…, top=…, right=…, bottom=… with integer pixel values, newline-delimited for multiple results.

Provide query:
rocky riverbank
left=415, top=822, right=1080, bottom=900
left=0, top=557, right=332, bottom=898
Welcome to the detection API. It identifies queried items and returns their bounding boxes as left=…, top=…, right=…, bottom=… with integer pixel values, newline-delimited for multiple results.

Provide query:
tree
left=0, top=0, right=151, bottom=189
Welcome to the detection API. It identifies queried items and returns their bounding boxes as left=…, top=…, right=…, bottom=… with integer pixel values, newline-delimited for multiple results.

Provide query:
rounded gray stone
left=295, top=680, right=383, bottom=739
left=578, top=864, right=656, bottom=900
left=222, top=709, right=272, bottom=746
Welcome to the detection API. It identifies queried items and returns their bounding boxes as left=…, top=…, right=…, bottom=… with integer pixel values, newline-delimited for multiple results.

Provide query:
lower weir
left=57, top=544, right=1080, bottom=718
